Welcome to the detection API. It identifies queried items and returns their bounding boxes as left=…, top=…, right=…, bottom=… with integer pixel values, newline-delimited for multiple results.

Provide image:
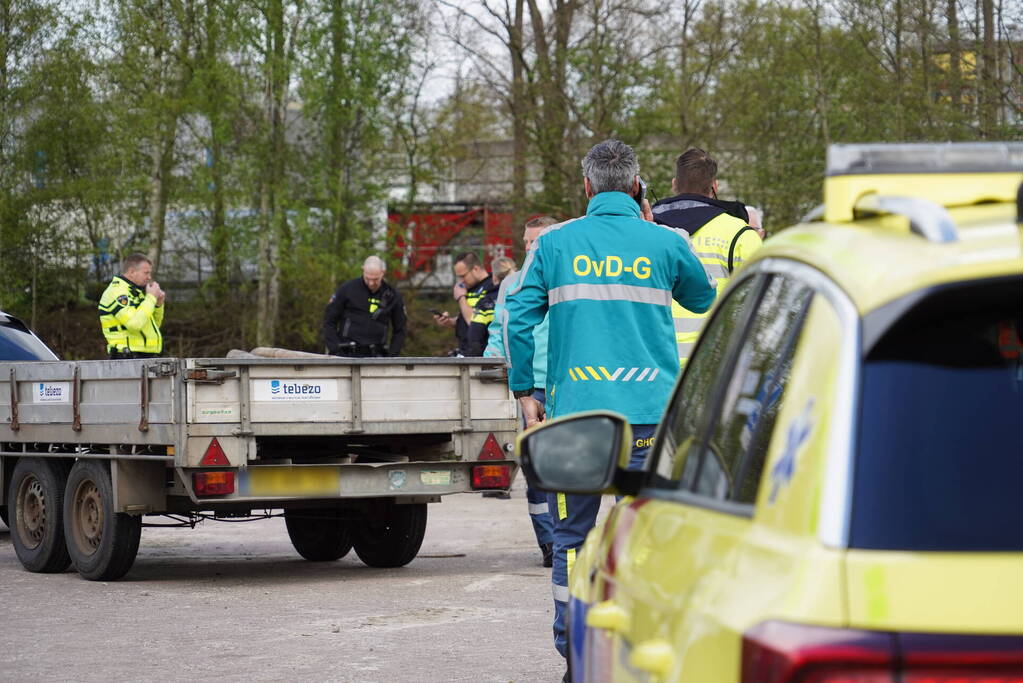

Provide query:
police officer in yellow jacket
left=97, top=253, right=166, bottom=359
left=652, top=147, right=763, bottom=367
left=432, top=252, right=499, bottom=356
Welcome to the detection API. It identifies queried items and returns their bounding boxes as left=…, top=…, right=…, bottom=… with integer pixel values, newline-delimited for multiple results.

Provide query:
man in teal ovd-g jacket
left=506, top=139, right=716, bottom=665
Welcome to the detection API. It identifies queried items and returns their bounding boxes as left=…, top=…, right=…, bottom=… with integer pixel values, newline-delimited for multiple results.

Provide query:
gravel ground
left=0, top=480, right=584, bottom=682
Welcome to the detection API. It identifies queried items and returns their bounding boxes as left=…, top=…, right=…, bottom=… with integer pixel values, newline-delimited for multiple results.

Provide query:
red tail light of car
left=742, top=621, right=1023, bottom=683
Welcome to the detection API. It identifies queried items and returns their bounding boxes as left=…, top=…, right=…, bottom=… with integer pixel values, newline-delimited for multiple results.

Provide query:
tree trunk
left=144, top=0, right=181, bottom=277
left=147, top=129, right=176, bottom=274
left=256, top=0, right=287, bottom=347
left=208, top=135, right=227, bottom=288
left=893, top=0, right=905, bottom=138
left=979, top=0, right=997, bottom=135
left=204, top=0, right=229, bottom=294
left=810, top=0, right=831, bottom=148
left=945, top=0, right=963, bottom=115
left=510, top=0, right=527, bottom=238
left=0, top=0, right=10, bottom=291
left=257, top=178, right=278, bottom=346
left=524, top=0, right=578, bottom=216
left=328, top=0, right=349, bottom=281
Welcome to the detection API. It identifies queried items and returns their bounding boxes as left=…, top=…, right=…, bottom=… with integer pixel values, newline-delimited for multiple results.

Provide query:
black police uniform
left=322, top=278, right=406, bottom=357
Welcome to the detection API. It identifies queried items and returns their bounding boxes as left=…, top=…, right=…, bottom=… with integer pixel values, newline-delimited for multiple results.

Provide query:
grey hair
left=362, top=255, right=385, bottom=272
left=581, top=139, right=639, bottom=194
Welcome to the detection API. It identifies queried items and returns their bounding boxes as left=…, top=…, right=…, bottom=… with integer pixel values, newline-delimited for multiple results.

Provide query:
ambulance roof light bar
left=828, top=142, right=1023, bottom=177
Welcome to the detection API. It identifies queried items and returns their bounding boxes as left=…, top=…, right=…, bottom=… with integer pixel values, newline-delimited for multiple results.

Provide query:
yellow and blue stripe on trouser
left=548, top=423, right=656, bottom=659
left=527, top=390, right=554, bottom=548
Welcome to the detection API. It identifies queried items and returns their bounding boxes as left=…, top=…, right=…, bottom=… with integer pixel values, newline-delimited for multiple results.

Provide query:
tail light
left=742, top=621, right=1023, bottom=683
left=478, top=433, right=506, bottom=461
left=472, top=464, right=511, bottom=489
left=742, top=621, right=893, bottom=683
left=901, top=632, right=1023, bottom=683
left=193, top=471, right=235, bottom=496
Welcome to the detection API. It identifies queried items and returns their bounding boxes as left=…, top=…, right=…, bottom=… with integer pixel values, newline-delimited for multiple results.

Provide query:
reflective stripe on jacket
left=97, top=275, right=164, bottom=354
left=456, top=275, right=498, bottom=356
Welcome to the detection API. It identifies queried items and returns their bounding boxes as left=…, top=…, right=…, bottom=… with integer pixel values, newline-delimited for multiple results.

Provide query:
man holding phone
left=651, top=147, right=763, bottom=367
left=432, top=252, right=498, bottom=356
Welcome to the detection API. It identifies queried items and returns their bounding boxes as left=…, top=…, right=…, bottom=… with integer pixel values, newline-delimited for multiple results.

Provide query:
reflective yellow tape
left=557, top=493, right=568, bottom=520
left=599, top=366, right=614, bottom=380
left=575, top=367, right=588, bottom=380
left=567, top=547, right=577, bottom=579
left=568, top=368, right=578, bottom=381
left=586, top=366, right=602, bottom=380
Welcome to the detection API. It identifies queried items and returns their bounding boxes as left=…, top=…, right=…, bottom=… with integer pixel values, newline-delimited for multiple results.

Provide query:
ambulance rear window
left=851, top=278, right=1023, bottom=552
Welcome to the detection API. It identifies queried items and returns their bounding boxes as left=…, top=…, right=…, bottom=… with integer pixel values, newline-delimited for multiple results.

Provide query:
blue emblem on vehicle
left=270, top=380, right=281, bottom=394
left=769, top=399, right=814, bottom=503
left=39, top=383, right=44, bottom=396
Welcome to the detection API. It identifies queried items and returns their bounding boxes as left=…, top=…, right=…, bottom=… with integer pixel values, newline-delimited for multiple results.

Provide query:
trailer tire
left=353, top=502, right=427, bottom=568
left=9, top=457, right=72, bottom=573
left=284, top=509, right=353, bottom=561
left=63, top=460, right=141, bottom=581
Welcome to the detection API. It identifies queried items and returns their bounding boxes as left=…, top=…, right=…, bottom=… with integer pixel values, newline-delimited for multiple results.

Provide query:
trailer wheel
left=63, top=460, right=141, bottom=581
left=9, top=458, right=71, bottom=573
left=353, top=502, right=427, bottom=568
left=284, top=509, right=353, bottom=561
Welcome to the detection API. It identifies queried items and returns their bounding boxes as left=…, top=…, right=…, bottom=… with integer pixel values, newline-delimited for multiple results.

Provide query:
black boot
left=540, top=542, right=553, bottom=568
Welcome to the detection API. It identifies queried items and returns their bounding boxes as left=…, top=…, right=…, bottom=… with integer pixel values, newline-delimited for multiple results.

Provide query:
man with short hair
left=433, top=251, right=498, bottom=356
left=98, top=253, right=166, bottom=359
left=506, top=139, right=716, bottom=663
left=323, top=255, right=406, bottom=357
left=484, top=215, right=559, bottom=566
left=652, top=147, right=763, bottom=367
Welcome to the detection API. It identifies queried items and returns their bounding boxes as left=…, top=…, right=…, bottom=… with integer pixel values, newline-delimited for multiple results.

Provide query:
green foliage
left=1, top=0, right=1021, bottom=358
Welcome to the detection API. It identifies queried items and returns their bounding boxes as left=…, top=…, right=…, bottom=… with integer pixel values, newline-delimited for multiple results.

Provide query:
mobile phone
left=635, top=175, right=647, bottom=206
left=430, top=308, right=444, bottom=316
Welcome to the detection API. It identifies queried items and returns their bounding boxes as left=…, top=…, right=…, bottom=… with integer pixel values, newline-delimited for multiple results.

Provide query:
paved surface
left=0, top=481, right=588, bottom=682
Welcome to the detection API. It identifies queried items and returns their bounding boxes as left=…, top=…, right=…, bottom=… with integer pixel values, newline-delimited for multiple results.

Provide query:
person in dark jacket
left=323, top=256, right=406, bottom=357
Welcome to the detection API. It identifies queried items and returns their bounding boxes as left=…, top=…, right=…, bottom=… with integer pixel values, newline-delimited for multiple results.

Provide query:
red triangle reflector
left=478, top=433, right=505, bottom=461
left=200, top=437, right=230, bottom=466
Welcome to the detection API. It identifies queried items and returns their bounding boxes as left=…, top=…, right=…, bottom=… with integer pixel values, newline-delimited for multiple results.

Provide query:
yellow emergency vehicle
left=519, top=142, right=1023, bottom=682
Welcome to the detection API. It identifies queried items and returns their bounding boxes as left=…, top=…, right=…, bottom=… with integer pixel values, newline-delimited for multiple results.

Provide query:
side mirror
left=516, top=411, right=632, bottom=494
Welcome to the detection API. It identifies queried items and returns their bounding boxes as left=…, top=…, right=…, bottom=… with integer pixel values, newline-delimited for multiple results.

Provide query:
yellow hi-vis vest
left=97, top=275, right=164, bottom=354
left=673, top=213, right=762, bottom=367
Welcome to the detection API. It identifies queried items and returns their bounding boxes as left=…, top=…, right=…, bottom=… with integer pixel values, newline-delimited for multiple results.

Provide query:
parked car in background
left=0, top=311, right=58, bottom=527
left=520, top=142, right=1023, bottom=682
left=0, top=311, right=58, bottom=362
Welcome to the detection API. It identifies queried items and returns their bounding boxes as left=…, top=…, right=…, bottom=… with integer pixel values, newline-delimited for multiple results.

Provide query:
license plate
left=245, top=466, right=340, bottom=497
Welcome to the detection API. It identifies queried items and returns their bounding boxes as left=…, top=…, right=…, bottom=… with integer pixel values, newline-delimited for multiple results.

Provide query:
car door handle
left=629, top=639, right=675, bottom=678
left=585, top=600, right=630, bottom=633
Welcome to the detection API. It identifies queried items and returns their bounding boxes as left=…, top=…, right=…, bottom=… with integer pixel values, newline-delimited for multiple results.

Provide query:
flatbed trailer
left=0, top=356, right=517, bottom=580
